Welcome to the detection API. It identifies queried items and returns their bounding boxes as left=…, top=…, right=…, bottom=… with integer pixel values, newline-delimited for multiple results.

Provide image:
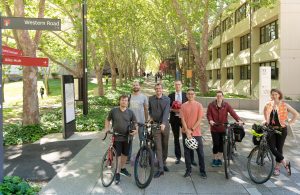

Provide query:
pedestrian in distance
left=263, top=88, right=299, bottom=176
left=104, top=95, right=138, bottom=184
left=180, top=88, right=207, bottom=179
left=127, top=81, right=149, bottom=163
left=148, top=83, right=170, bottom=178
left=40, top=86, right=45, bottom=99
left=206, top=90, right=243, bottom=167
left=168, top=80, right=197, bottom=165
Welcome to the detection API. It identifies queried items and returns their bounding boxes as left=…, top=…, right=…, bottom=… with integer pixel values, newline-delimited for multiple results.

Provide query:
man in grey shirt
left=105, top=95, right=137, bottom=184
left=149, top=83, right=170, bottom=178
left=127, top=81, right=148, bottom=162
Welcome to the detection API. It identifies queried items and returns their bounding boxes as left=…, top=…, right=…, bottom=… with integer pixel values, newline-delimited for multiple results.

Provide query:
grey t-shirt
left=107, top=107, right=137, bottom=141
left=129, top=93, right=148, bottom=124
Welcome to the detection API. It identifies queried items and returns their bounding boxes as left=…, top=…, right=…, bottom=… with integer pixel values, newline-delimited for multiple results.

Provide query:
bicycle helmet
left=185, top=137, right=198, bottom=150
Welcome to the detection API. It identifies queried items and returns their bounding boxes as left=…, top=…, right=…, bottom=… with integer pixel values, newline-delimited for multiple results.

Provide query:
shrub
left=0, top=176, right=39, bottom=195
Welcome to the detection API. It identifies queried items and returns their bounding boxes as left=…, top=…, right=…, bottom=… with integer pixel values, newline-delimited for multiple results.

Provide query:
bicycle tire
left=100, top=147, right=118, bottom=187
left=223, top=139, right=230, bottom=179
left=134, top=146, right=154, bottom=189
left=247, top=146, right=274, bottom=184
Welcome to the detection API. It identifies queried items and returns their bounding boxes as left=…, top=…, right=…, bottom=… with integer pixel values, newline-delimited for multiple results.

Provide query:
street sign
left=1, top=17, right=61, bottom=31
left=2, top=55, right=48, bottom=67
left=2, top=45, right=23, bottom=56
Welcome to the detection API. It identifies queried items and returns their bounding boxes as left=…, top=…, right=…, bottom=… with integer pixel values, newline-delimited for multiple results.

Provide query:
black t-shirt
left=107, top=107, right=137, bottom=141
left=269, top=109, right=281, bottom=127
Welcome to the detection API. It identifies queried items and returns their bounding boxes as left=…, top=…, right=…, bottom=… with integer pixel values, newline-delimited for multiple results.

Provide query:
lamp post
left=82, top=0, right=88, bottom=115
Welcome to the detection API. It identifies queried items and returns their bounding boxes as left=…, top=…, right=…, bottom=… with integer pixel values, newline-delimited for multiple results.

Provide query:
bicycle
left=134, top=121, right=160, bottom=189
left=247, top=124, right=281, bottom=184
left=100, top=131, right=126, bottom=187
left=216, top=122, right=244, bottom=179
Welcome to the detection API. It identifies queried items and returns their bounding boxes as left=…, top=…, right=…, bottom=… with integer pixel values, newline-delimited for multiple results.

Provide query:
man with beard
left=127, top=81, right=149, bottom=163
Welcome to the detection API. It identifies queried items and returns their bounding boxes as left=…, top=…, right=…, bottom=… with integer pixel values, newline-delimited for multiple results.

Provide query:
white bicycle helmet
left=185, top=137, right=198, bottom=150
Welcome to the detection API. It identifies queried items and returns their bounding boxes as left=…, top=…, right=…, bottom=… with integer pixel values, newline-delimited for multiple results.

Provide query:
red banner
left=2, top=46, right=23, bottom=56
left=2, top=55, right=48, bottom=67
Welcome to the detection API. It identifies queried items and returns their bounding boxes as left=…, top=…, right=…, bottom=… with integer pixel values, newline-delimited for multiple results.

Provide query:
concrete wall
left=280, top=0, right=300, bottom=99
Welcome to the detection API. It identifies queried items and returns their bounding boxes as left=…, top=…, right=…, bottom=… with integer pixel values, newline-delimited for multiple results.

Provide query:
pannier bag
left=233, top=125, right=245, bottom=142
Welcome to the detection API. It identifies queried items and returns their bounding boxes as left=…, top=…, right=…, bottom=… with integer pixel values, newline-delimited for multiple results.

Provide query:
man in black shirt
left=105, top=95, right=137, bottom=184
left=149, top=83, right=170, bottom=178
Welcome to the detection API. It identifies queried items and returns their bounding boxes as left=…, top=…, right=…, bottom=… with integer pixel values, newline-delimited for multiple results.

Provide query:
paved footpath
left=40, top=78, right=300, bottom=195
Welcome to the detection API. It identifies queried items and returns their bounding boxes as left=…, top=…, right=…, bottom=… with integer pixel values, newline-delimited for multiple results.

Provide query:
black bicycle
left=134, top=121, right=160, bottom=188
left=219, top=122, right=244, bottom=179
left=247, top=124, right=281, bottom=184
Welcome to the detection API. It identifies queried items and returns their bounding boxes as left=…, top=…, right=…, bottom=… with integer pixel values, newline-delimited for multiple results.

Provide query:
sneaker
left=211, top=159, right=218, bottom=167
left=200, top=172, right=207, bottom=179
left=120, top=168, right=131, bottom=177
left=115, top=173, right=120, bottom=184
left=217, top=159, right=222, bottom=167
left=183, top=171, right=191, bottom=178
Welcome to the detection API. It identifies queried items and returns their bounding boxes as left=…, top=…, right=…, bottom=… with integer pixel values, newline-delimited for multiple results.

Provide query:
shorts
left=113, top=140, right=130, bottom=156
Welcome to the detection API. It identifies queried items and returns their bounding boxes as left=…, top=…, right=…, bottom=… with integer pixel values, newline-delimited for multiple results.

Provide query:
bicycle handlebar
left=213, top=122, right=244, bottom=126
left=102, top=131, right=127, bottom=141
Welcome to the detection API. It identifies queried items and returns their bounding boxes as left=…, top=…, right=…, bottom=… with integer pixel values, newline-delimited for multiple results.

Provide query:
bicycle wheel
left=247, top=146, right=274, bottom=184
left=100, top=147, right=118, bottom=187
left=134, top=146, right=154, bottom=189
left=223, top=140, right=230, bottom=179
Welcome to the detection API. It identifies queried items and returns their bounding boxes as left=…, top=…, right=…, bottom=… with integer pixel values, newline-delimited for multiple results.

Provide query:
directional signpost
left=0, top=13, right=61, bottom=182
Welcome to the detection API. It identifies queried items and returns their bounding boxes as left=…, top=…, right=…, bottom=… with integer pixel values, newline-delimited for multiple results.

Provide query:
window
left=260, top=20, right=278, bottom=44
left=217, top=69, right=221, bottom=80
left=213, top=25, right=220, bottom=38
left=240, top=33, right=250, bottom=51
left=208, top=70, right=212, bottom=79
left=227, top=67, right=234, bottom=79
left=226, top=41, right=233, bottom=55
left=209, top=50, right=212, bottom=61
left=235, top=3, right=249, bottom=24
left=216, top=47, right=221, bottom=58
left=260, top=61, right=279, bottom=80
left=240, top=65, right=251, bottom=80
left=222, top=15, right=233, bottom=32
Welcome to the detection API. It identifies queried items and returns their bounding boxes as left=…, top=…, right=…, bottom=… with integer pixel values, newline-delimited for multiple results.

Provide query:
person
left=263, top=88, right=299, bottom=176
left=105, top=75, right=109, bottom=85
left=104, top=95, right=138, bottom=184
left=127, top=81, right=149, bottom=163
left=206, top=90, right=243, bottom=167
left=168, top=80, right=196, bottom=165
left=180, top=88, right=207, bottom=178
left=40, top=86, right=45, bottom=99
left=148, top=83, right=170, bottom=178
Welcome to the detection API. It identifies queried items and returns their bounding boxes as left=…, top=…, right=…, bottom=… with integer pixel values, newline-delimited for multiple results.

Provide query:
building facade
left=207, top=0, right=300, bottom=100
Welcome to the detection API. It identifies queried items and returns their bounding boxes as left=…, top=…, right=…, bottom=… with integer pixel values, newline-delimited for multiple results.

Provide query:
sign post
left=0, top=15, right=61, bottom=182
left=82, top=0, right=88, bottom=115
left=259, top=66, right=271, bottom=114
left=62, top=75, right=76, bottom=139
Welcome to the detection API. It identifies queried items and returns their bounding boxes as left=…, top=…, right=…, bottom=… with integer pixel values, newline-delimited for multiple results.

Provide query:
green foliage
left=284, top=96, right=292, bottom=100
left=0, top=176, right=39, bottom=195
left=3, top=124, right=46, bottom=146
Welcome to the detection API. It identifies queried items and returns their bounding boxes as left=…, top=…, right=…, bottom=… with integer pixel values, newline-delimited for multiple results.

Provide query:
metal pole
left=82, top=0, right=88, bottom=115
left=249, top=1, right=252, bottom=96
left=0, top=12, right=4, bottom=182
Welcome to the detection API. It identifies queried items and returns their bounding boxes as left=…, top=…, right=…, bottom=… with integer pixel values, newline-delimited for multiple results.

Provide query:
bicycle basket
left=232, top=125, right=245, bottom=142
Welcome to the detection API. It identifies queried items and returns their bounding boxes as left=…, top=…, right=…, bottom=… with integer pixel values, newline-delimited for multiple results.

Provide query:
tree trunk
left=171, top=0, right=208, bottom=94
left=95, top=65, right=104, bottom=96
left=43, top=67, right=50, bottom=95
left=14, top=0, right=44, bottom=125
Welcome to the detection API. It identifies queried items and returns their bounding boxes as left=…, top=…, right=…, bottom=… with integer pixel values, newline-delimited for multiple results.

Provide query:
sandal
left=273, top=167, right=280, bottom=176
left=284, top=162, right=291, bottom=176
